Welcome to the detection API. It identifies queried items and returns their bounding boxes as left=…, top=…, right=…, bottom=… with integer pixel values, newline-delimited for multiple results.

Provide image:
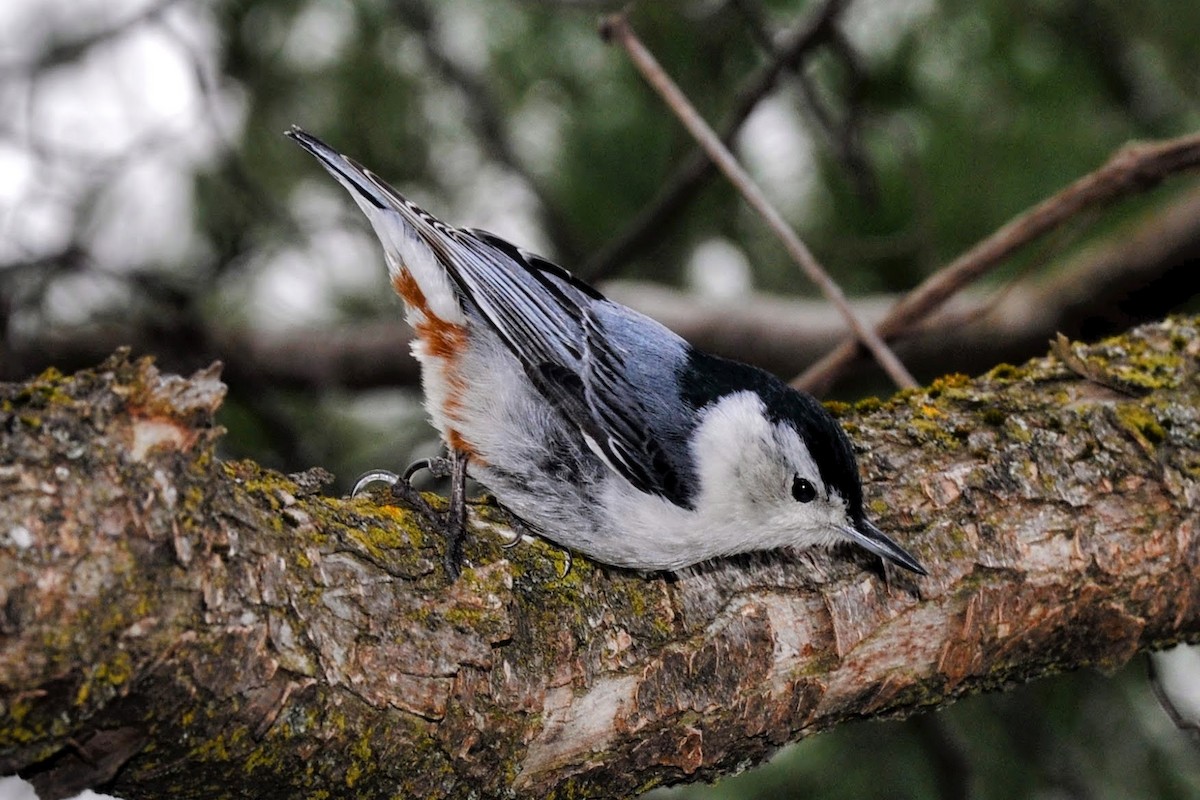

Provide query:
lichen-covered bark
left=1, top=318, right=1198, bottom=800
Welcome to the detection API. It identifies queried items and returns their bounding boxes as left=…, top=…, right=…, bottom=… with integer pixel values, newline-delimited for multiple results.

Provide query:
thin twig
left=600, top=12, right=918, bottom=390
left=1147, top=653, right=1200, bottom=741
left=792, top=131, right=1200, bottom=394
left=582, top=0, right=844, bottom=281
left=735, top=0, right=879, bottom=205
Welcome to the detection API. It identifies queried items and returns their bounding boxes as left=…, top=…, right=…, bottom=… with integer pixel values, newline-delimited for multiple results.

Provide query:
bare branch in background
left=601, top=11, right=918, bottom=389
left=732, top=0, right=879, bottom=204
left=582, top=0, right=845, bottom=280
left=5, top=184, right=1199, bottom=391
left=795, top=131, right=1200, bottom=395
left=1147, top=651, right=1200, bottom=742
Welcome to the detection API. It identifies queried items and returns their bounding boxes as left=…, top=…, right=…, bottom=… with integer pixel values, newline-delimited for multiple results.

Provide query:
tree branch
left=581, top=0, right=845, bottom=280
left=2, top=317, right=1199, bottom=798
left=794, top=131, right=1200, bottom=394
left=602, top=11, right=917, bottom=389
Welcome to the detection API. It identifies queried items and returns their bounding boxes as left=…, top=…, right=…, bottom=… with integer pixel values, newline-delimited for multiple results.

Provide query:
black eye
left=791, top=476, right=817, bottom=503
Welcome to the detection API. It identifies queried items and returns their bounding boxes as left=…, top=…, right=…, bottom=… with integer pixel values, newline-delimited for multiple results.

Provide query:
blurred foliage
left=4, top=0, right=1200, bottom=796
left=190, top=0, right=1200, bottom=466
left=192, top=0, right=1200, bottom=298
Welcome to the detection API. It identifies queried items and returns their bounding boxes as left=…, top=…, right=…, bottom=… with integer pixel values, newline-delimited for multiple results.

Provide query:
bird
left=286, top=126, right=927, bottom=579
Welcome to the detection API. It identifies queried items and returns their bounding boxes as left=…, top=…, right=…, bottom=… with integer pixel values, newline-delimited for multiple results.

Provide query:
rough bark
left=2, top=317, right=1199, bottom=799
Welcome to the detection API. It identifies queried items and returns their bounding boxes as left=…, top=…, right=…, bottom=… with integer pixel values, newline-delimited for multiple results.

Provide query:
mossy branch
left=2, top=318, right=1199, bottom=799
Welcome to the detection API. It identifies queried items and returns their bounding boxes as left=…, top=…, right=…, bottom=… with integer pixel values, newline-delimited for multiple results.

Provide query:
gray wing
left=449, top=231, right=697, bottom=505
left=284, top=127, right=696, bottom=503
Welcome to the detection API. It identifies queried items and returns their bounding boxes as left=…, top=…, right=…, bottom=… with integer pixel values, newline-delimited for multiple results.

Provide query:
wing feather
left=444, top=236, right=691, bottom=502
left=286, top=128, right=694, bottom=504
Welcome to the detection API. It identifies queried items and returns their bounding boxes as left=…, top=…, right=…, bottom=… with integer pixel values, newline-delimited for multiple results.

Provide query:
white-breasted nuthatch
left=287, top=127, right=926, bottom=577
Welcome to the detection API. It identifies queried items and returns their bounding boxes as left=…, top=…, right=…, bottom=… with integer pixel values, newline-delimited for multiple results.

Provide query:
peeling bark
left=1, top=318, right=1199, bottom=799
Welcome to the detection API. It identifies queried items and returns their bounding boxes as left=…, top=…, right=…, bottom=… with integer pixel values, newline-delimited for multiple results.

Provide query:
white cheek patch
left=690, top=392, right=781, bottom=508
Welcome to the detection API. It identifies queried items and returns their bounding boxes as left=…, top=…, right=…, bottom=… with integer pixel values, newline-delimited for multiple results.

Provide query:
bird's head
left=684, top=361, right=926, bottom=575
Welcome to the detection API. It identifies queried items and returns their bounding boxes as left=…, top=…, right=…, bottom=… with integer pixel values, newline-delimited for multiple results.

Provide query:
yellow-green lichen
left=904, top=415, right=962, bottom=449
left=192, top=723, right=250, bottom=763
left=987, top=363, right=1021, bottom=382
left=12, top=367, right=72, bottom=409
left=344, top=734, right=373, bottom=787
left=823, top=400, right=851, bottom=418
left=340, top=516, right=426, bottom=567
left=1106, top=351, right=1182, bottom=392
left=243, top=744, right=277, bottom=774
left=854, top=396, right=882, bottom=415
left=1113, top=403, right=1166, bottom=447
left=926, top=373, right=972, bottom=400
left=0, top=696, right=51, bottom=749
left=628, top=587, right=647, bottom=617
left=1002, top=417, right=1034, bottom=443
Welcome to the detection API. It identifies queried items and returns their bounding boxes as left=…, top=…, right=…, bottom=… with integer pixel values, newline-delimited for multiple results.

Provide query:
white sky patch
left=42, top=271, right=132, bottom=327
left=1150, top=645, right=1200, bottom=727
left=913, top=10, right=991, bottom=108
left=436, top=0, right=490, bottom=75
left=454, top=164, right=549, bottom=255
left=0, top=0, right=149, bottom=64
left=2, top=0, right=226, bottom=278
left=737, top=93, right=819, bottom=221
left=379, top=23, right=427, bottom=76
left=245, top=238, right=385, bottom=330
left=29, top=23, right=198, bottom=159
left=88, top=155, right=195, bottom=270
left=841, top=0, right=936, bottom=65
left=0, top=143, right=79, bottom=263
left=283, top=0, right=355, bottom=72
left=511, top=80, right=567, bottom=181
left=0, top=775, right=121, bottom=800
left=0, top=775, right=39, bottom=800
left=686, top=237, right=753, bottom=299
left=249, top=246, right=340, bottom=328
left=237, top=179, right=395, bottom=329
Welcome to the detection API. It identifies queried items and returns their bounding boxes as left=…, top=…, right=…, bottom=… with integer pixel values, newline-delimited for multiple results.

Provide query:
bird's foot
left=352, top=468, right=439, bottom=522
left=442, top=452, right=469, bottom=580
left=351, top=453, right=470, bottom=581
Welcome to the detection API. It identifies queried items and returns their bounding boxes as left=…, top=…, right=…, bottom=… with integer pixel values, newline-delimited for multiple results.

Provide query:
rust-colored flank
left=391, top=269, right=483, bottom=462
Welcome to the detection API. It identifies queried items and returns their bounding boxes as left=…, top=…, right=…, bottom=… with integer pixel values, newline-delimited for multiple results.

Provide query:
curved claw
left=403, top=456, right=453, bottom=482
left=402, top=458, right=431, bottom=482
left=351, top=469, right=400, bottom=497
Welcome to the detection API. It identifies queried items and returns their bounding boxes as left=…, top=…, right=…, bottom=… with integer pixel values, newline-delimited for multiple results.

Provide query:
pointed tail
left=285, top=126, right=395, bottom=213
left=285, top=126, right=466, bottom=323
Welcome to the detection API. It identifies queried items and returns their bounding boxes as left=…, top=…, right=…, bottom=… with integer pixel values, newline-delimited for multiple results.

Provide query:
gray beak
left=839, top=518, right=928, bottom=576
